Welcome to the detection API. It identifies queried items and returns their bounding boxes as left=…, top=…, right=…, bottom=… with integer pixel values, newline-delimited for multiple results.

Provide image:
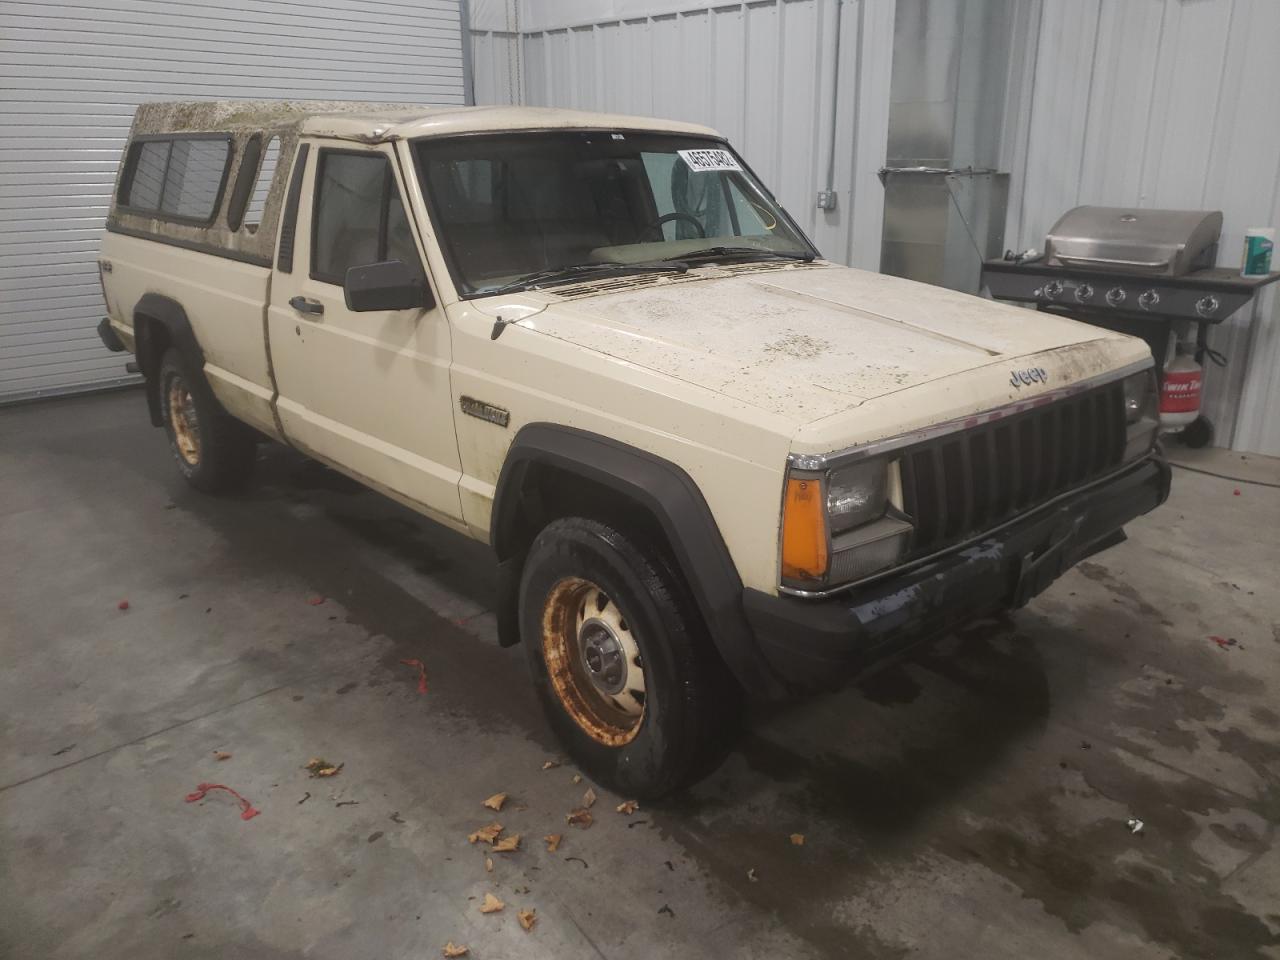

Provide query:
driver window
left=640, top=152, right=677, bottom=235
left=725, top=177, right=775, bottom=237
left=641, top=151, right=733, bottom=240
left=312, top=151, right=419, bottom=285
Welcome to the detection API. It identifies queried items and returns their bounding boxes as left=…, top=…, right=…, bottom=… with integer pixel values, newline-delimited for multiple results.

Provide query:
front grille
left=899, top=380, right=1126, bottom=556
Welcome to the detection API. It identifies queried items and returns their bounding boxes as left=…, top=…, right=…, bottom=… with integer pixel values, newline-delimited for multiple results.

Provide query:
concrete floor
left=2, top=389, right=1278, bottom=960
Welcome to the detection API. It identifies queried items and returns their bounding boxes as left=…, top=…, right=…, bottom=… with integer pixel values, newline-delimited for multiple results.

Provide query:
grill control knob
left=1106, top=287, right=1127, bottom=307
left=1196, top=294, right=1220, bottom=317
left=1075, top=283, right=1094, bottom=302
left=1138, top=289, right=1160, bottom=310
left=1043, top=280, right=1064, bottom=300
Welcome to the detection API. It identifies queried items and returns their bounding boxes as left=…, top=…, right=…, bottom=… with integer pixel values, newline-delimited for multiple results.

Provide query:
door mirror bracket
left=343, top=260, right=434, bottom=312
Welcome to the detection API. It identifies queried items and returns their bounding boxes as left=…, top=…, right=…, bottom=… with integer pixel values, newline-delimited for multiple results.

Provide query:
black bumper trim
left=743, top=455, right=1171, bottom=692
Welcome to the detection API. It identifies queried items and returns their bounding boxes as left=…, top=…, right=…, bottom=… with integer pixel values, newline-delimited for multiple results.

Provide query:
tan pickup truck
left=97, top=101, right=1169, bottom=796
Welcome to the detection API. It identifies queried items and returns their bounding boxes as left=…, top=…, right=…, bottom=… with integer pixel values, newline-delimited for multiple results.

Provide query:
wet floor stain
left=1076, top=561, right=1174, bottom=627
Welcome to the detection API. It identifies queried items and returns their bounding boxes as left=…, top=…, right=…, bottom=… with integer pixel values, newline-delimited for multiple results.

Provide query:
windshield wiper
left=660, top=246, right=815, bottom=264
left=480, top=261, right=687, bottom=298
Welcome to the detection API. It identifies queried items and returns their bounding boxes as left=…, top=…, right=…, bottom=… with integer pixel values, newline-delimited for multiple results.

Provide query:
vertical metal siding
left=1012, top=0, right=1280, bottom=454
left=0, top=0, right=466, bottom=402
left=469, top=0, right=895, bottom=271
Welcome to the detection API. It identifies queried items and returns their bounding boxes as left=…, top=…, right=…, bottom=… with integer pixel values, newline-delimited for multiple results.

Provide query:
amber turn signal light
left=781, top=475, right=829, bottom=583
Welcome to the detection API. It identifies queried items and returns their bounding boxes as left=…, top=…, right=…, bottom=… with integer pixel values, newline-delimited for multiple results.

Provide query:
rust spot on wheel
left=167, top=374, right=201, bottom=467
left=541, top=577, right=645, bottom=747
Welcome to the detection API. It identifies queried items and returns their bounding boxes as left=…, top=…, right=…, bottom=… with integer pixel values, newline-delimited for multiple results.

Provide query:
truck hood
left=501, top=262, right=1133, bottom=424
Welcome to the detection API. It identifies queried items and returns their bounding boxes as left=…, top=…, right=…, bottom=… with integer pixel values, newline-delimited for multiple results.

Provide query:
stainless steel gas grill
left=982, top=206, right=1279, bottom=446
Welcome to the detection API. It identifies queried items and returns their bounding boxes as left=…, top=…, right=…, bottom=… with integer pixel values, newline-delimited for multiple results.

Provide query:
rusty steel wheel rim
left=541, top=576, right=646, bottom=747
left=167, top=374, right=201, bottom=467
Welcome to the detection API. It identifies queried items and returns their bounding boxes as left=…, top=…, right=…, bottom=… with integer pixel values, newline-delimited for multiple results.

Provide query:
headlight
left=780, top=457, right=912, bottom=590
left=1122, top=369, right=1158, bottom=461
left=827, top=459, right=887, bottom=531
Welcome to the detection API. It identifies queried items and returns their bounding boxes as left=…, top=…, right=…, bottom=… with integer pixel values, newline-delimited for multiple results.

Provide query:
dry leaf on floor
left=544, top=833, right=562, bottom=852
left=582, top=787, right=597, bottom=808
left=467, top=822, right=503, bottom=844
left=492, top=833, right=521, bottom=852
left=572, top=774, right=582, bottom=784
left=518, top=908, right=537, bottom=932
left=566, top=808, right=593, bottom=828
left=615, top=800, right=638, bottom=815
left=482, top=792, right=507, bottom=811
left=479, top=892, right=505, bottom=914
left=304, top=757, right=343, bottom=778
left=442, top=942, right=469, bottom=957
left=790, top=833, right=805, bottom=846
left=747, top=868, right=759, bottom=882
left=542, top=760, right=560, bottom=770
left=484, top=857, right=493, bottom=873
left=213, top=751, right=232, bottom=761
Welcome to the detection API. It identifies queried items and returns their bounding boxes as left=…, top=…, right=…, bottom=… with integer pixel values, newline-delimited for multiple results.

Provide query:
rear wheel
left=158, top=348, right=255, bottom=493
left=521, top=516, right=739, bottom=798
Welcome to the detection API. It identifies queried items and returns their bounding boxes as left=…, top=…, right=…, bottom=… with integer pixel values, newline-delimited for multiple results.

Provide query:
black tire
left=157, top=348, right=256, bottom=494
left=520, top=516, right=740, bottom=799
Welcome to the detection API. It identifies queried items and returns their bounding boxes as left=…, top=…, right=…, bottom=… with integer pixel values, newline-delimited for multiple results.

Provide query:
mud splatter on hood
left=517, top=263, right=1128, bottom=422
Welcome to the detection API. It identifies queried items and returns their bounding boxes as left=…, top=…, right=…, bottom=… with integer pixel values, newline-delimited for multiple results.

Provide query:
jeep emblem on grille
left=1009, top=367, right=1048, bottom=389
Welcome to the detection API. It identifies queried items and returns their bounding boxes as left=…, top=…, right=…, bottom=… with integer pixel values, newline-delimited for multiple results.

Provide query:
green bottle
left=1242, top=228, right=1275, bottom=277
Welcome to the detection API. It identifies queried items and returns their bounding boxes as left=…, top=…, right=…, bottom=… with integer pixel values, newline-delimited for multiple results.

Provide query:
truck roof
left=130, top=100, right=722, bottom=143
left=108, top=100, right=726, bottom=275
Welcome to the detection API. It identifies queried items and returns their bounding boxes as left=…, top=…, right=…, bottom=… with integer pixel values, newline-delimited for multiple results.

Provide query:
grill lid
left=1044, top=206, right=1223, bottom=277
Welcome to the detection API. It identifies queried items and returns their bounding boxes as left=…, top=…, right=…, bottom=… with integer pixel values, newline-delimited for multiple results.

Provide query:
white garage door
left=0, top=0, right=467, bottom=402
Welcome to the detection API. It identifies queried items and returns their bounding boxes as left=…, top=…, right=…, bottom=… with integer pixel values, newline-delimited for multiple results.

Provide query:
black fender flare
left=491, top=423, right=787, bottom=698
left=132, top=293, right=209, bottom=427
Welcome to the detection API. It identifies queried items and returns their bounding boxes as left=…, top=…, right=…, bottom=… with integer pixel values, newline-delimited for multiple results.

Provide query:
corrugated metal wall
left=469, top=0, right=895, bottom=271
left=0, top=0, right=467, bottom=403
left=1009, top=0, right=1280, bottom=455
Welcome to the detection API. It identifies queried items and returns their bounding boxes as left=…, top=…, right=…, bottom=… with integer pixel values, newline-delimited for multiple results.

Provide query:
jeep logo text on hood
left=1010, top=367, right=1049, bottom=389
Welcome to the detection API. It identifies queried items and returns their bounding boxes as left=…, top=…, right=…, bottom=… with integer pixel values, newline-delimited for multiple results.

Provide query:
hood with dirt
left=518, top=263, right=1126, bottom=423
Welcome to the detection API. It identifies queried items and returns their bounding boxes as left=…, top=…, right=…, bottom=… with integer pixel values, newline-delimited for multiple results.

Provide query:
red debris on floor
left=117, top=600, right=129, bottom=610
left=185, top=782, right=261, bottom=821
left=399, top=658, right=429, bottom=694
left=1210, top=635, right=1237, bottom=649
left=306, top=596, right=326, bottom=606
left=1233, top=489, right=1242, bottom=496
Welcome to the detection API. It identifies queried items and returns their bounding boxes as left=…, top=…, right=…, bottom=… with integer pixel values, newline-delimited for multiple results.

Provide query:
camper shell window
left=118, top=134, right=233, bottom=226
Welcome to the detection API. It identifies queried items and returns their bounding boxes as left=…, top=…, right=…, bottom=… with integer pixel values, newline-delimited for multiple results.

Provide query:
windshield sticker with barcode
left=678, top=149, right=742, bottom=173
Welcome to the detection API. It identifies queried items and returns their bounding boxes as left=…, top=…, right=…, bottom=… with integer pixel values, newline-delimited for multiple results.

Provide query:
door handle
left=289, top=296, right=324, bottom=316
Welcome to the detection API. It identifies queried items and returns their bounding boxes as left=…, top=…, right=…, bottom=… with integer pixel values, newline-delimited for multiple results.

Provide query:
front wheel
left=158, top=348, right=256, bottom=494
left=520, top=517, right=739, bottom=798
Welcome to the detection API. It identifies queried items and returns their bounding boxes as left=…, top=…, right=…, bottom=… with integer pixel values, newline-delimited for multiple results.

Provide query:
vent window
left=244, top=136, right=280, bottom=232
left=228, top=134, right=281, bottom=233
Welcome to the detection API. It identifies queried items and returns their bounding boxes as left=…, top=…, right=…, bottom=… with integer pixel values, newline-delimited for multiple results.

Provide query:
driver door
left=267, top=141, right=464, bottom=528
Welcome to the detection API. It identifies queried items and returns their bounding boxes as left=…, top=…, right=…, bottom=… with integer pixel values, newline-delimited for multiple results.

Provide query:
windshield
left=414, top=131, right=816, bottom=298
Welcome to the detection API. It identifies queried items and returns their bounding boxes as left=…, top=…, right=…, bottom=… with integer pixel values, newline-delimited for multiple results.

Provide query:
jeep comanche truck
left=97, top=101, right=1169, bottom=796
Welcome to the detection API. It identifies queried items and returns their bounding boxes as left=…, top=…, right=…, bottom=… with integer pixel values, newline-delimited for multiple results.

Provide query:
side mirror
left=343, top=260, right=434, bottom=312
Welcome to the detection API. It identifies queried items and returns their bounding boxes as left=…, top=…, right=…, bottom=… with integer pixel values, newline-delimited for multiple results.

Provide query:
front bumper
left=743, top=454, right=1171, bottom=692
left=97, top=317, right=125, bottom=352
